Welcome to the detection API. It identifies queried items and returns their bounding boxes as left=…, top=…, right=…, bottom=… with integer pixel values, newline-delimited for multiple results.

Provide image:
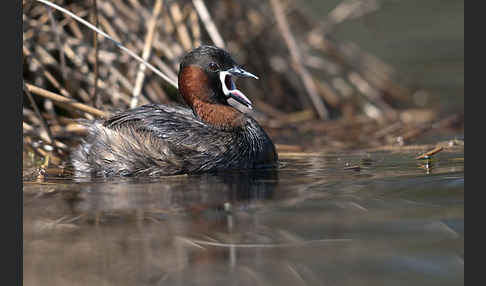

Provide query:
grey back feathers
left=72, top=104, right=276, bottom=177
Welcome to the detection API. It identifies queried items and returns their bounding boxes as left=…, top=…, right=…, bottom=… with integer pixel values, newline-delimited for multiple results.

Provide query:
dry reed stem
left=189, top=9, right=201, bottom=47
left=47, top=8, right=67, bottom=79
left=192, top=0, right=225, bottom=48
left=67, top=19, right=84, bottom=39
left=25, top=83, right=107, bottom=118
left=23, top=122, right=69, bottom=151
left=269, top=0, right=329, bottom=119
left=314, top=80, right=341, bottom=108
left=23, top=46, right=71, bottom=98
left=127, top=0, right=151, bottom=19
left=170, top=2, right=193, bottom=51
left=312, top=0, right=380, bottom=36
left=151, top=56, right=178, bottom=84
left=35, top=0, right=178, bottom=89
left=131, top=0, right=164, bottom=108
left=307, top=33, right=410, bottom=102
left=111, top=0, right=140, bottom=22
left=97, top=13, right=122, bottom=42
left=23, top=83, right=54, bottom=144
left=348, top=71, right=396, bottom=119
left=91, top=0, right=100, bottom=108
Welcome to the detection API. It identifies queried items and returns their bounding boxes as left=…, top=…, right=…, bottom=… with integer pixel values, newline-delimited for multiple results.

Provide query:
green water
left=304, top=0, right=464, bottom=113
left=24, top=148, right=464, bottom=285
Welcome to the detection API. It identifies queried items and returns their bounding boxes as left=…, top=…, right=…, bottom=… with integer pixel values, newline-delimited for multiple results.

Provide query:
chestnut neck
left=179, top=65, right=246, bottom=130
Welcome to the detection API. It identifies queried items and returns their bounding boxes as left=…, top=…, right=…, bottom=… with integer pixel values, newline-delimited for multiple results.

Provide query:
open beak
left=227, top=67, right=259, bottom=80
left=219, top=67, right=258, bottom=109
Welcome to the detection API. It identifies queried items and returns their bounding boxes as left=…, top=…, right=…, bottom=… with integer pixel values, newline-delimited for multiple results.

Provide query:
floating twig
left=344, top=162, right=361, bottom=171
left=184, top=237, right=352, bottom=249
left=416, top=146, right=444, bottom=160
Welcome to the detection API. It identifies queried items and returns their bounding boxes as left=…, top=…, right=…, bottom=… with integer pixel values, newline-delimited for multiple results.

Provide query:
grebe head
left=178, top=45, right=258, bottom=111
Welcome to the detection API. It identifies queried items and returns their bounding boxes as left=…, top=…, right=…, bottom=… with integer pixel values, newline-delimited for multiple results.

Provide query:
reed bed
left=22, top=0, right=463, bottom=171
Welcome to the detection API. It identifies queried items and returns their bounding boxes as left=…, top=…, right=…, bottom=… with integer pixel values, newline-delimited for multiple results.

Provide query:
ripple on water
left=24, top=149, right=464, bottom=286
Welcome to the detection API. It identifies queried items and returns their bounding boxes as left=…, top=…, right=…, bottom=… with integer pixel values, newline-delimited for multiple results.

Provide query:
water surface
left=24, top=147, right=464, bottom=286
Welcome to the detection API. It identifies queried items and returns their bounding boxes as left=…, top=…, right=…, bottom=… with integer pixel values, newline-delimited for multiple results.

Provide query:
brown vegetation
left=23, top=0, right=463, bottom=170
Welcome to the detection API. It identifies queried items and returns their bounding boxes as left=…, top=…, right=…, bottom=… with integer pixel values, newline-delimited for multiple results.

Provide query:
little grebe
left=72, top=45, right=278, bottom=177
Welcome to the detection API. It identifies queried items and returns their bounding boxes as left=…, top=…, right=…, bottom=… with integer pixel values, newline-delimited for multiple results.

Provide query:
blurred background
left=308, top=0, right=463, bottom=113
left=22, top=0, right=464, bottom=167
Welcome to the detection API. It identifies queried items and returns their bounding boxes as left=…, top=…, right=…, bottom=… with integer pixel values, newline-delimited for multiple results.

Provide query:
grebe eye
left=208, top=62, right=219, bottom=72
